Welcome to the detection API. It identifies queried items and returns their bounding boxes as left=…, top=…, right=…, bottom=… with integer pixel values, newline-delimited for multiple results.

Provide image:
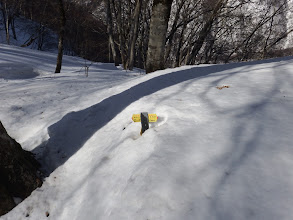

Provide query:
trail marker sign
left=132, top=114, right=141, bottom=122
left=132, top=113, right=158, bottom=122
left=132, top=112, right=158, bottom=135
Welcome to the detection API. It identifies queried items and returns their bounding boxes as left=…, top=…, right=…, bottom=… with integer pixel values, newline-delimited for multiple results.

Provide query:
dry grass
left=216, top=85, right=230, bottom=90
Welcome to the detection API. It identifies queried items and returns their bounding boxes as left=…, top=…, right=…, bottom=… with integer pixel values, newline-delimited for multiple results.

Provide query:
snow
left=1, top=43, right=293, bottom=220
left=0, top=16, right=58, bottom=52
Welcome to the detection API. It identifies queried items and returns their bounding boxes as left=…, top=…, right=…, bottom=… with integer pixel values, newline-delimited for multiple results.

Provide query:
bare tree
left=146, top=0, right=173, bottom=73
left=186, top=0, right=227, bottom=65
left=105, top=0, right=117, bottom=65
left=2, top=0, right=292, bottom=71
left=128, top=0, right=141, bottom=70
left=0, top=0, right=18, bottom=44
left=55, top=0, right=66, bottom=73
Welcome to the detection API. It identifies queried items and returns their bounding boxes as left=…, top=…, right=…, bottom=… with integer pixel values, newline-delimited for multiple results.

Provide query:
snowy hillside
left=0, top=16, right=58, bottom=52
left=1, top=44, right=293, bottom=220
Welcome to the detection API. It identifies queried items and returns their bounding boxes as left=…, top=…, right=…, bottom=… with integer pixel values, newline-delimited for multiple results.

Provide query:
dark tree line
left=104, top=0, right=293, bottom=72
left=0, top=0, right=108, bottom=61
left=1, top=0, right=293, bottom=73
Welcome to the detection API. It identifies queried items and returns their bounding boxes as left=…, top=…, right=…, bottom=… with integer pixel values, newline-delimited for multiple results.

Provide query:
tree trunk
left=110, top=0, right=128, bottom=69
left=38, top=24, right=45, bottom=50
left=11, top=17, right=17, bottom=40
left=55, top=0, right=66, bottom=73
left=164, top=0, right=184, bottom=64
left=146, top=0, right=173, bottom=74
left=174, top=21, right=187, bottom=67
left=0, top=121, right=42, bottom=216
left=186, top=0, right=226, bottom=65
left=3, top=3, right=10, bottom=45
left=128, top=0, right=141, bottom=70
left=106, top=0, right=118, bottom=66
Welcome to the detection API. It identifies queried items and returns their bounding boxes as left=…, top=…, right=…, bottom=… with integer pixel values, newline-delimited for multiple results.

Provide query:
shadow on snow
left=33, top=56, right=293, bottom=176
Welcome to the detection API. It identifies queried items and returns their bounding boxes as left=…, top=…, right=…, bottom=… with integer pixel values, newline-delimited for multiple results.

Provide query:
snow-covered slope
left=0, top=16, right=58, bottom=52
left=1, top=44, right=293, bottom=220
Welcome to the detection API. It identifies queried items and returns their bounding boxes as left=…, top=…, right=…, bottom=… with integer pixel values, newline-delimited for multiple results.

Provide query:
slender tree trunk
left=106, top=0, right=118, bottom=66
left=55, top=0, right=66, bottom=73
left=37, top=24, right=45, bottom=50
left=142, top=0, right=151, bottom=69
left=11, top=18, right=17, bottom=40
left=3, top=3, right=10, bottom=45
left=146, top=0, right=173, bottom=74
left=186, top=0, right=226, bottom=65
left=164, top=0, right=184, bottom=64
left=128, top=0, right=141, bottom=70
left=111, top=0, right=127, bottom=69
left=174, top=22, right=187, bottom=67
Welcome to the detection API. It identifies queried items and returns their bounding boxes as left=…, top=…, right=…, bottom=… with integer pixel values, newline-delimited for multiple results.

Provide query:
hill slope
left=1, top=44, right=293, bottom=220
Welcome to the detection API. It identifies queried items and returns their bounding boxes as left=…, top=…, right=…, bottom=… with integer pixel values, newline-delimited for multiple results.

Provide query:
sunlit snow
left=1, top=44, right=293, bottom=220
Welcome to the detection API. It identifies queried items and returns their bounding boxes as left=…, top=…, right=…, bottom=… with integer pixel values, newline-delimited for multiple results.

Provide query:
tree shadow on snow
left=33, top=56, right=293, bottom=176
left=0, top=62, right=39, bottom=80
left=206, top=66, right=293, bottom=220
left=147, top=60, right=293, bottom=220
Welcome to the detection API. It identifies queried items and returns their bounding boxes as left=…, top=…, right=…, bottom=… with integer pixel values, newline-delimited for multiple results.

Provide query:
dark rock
left=0, top=184, right=15, bottom=216
left=0, top=121, right=42, bottom=216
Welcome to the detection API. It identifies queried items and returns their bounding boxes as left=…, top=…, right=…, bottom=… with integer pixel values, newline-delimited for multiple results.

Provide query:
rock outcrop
left=0, top=121, right=42, bottom=216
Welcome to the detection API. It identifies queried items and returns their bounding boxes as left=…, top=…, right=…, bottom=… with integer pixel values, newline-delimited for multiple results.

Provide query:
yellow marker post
left=132, top=114, right=158, bottom=122
left=148, top=114, right=158, bottom=122
left=132, top=114, right=141, bottom=122
left=132, top=112, right=158, bottom=135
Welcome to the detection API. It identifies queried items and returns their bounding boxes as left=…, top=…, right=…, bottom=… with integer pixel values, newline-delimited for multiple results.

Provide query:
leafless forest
left=1, top=0, right=293, bottom=71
